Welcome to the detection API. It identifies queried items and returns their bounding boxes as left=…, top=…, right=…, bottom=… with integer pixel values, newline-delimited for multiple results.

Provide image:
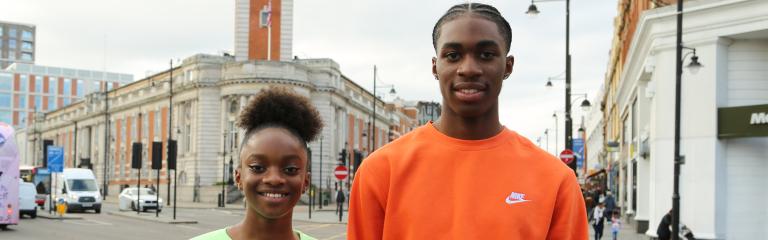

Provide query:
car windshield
left=129, top=188, right=156, bottom=196
left=67, top=179, right=98, bottom=191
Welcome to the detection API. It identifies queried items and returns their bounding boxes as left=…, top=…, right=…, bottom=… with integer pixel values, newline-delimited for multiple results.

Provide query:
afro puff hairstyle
left=238, top=86, right=324, bottom=150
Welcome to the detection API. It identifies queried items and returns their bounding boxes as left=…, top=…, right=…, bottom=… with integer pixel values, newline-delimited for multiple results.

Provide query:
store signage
left=719, top=104, right=768, bottom=138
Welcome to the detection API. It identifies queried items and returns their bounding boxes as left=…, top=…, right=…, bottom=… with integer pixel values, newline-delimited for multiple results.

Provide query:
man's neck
left=434, top=110, right=503, bottom=140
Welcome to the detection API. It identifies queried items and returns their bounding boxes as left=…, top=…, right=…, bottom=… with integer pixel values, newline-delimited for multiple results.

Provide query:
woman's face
left=236, top=127, right=309, bottom=220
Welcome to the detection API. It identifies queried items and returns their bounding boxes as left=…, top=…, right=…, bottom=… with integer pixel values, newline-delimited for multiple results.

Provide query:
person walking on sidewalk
left=610, top=211, right=621, bottom=240
left=347, top=2, right=588, bottom=239
left=592, top=202, right=605, bottom=240
left=192, top=87, right=321, bottom=240
left=335, top=188, right=345, bottom=216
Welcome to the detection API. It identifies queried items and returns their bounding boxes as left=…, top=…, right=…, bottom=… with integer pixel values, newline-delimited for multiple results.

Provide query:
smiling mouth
left=258, top=192, right=290, bottom=199
left=454, top=87, right=486, bottom=102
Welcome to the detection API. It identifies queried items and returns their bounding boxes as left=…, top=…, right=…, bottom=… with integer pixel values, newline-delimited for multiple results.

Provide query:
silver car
left=118, top=187, right=163, bottom=212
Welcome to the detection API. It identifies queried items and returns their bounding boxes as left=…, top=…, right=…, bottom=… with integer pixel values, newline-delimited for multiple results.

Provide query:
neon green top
left=191, top=228, right=316, bottom=240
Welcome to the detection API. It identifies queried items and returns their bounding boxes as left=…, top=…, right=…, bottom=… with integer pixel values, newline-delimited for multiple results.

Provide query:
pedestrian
left=347, top=2, right=588, bottom=239
left=656, top=209, right=673, bottom=240
left=192, top=87, right=321, bottom=240
left=335, top=188, right=345, bottom=216
left=592, top=202, right=606, bottom=240
left=604, top=191, right=616, bottom=217
left=610, top=211, right=621, bottom=240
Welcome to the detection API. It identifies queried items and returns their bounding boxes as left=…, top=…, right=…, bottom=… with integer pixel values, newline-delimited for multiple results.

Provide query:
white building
left=613, top=0, right=768, bottom=238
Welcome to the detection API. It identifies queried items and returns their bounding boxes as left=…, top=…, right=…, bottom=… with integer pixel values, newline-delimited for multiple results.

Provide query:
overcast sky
left=1, top=0, right=617, bottom=155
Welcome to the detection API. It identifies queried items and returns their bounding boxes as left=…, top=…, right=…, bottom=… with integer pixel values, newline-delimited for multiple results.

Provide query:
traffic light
left=353, top=150, right=363, bottom=174
left=338, top=149, right=347, bottom=166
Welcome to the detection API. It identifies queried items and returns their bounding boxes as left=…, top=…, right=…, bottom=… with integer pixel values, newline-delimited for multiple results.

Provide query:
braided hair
left=237, top=86, right=324, bottom=157
left=432, top=2, right=512, bottom=53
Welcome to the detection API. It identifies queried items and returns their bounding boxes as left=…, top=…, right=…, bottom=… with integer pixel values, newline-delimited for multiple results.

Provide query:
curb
left=37, top=213, right=84, bottom=220
left=105, top=211, right=198, bottom=224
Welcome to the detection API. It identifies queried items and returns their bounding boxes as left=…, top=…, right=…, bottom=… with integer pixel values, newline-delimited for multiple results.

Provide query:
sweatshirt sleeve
left=347, top=159, right=388, bottom=240
left=547, top=171, right=589, bottom=240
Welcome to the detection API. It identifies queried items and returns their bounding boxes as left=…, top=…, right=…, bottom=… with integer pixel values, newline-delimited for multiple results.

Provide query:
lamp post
left=371, top=65, right=396, bottom=152
left=672, top=0, right=703, bottom=238
left=552, top=113, right=558, bottom=155
left=544, top=129, right=549, bottom=154
left=527, top=0, right=575, bottom=173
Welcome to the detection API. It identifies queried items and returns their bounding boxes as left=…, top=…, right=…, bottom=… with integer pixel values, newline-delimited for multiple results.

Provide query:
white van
left=54, top=168, right=102, bottom=213
left=0, top=123, right=20, bottom=230
left=19, top=180, right=37, bottom=218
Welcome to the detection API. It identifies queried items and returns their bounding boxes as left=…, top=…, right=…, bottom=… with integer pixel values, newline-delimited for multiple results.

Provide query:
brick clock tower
left=235, top=0, right=293, bottom=61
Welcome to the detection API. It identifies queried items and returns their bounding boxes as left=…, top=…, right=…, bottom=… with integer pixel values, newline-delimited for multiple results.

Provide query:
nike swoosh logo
left=505, top=199, right=530, bottom=205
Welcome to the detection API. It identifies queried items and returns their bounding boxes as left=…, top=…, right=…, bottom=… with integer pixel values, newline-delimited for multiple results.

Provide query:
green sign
left=718, top=104, right=768, bottom=138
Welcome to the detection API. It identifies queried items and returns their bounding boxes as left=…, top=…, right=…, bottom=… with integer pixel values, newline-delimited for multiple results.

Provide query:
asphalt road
left=0, top=202, right=347, bottom=240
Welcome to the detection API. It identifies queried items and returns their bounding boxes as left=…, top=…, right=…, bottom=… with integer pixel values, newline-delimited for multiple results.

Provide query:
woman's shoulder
left=191, top=228, right=231, bottom=240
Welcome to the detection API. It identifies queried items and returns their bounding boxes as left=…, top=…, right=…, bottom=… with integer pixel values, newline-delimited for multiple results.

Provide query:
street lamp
left=672, top=0, right=702, bottom=238
left=527, top=0, right=575, bottom=173
left=371, top=65, right=396, bottom=152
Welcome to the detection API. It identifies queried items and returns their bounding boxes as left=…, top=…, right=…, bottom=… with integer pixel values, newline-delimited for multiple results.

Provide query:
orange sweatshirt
left=348, top=123, right=588, bottom=240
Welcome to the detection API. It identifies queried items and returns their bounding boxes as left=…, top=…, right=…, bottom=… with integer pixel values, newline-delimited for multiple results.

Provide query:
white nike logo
left=505, top=192, right=530, bottom=205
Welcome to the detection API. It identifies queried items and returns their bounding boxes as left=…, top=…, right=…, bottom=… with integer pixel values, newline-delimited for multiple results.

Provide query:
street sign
left=560, top=149, right=574, bottom=165
left=47, top=146, right=64, bottom=173
left=334, top=165, right=348, bottom=180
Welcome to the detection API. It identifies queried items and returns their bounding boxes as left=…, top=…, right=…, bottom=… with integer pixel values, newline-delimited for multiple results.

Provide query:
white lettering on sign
left=751, top=112, right=768, bottom=125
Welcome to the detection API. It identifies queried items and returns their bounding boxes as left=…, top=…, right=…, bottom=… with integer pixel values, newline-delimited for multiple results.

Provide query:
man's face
left=432, top=16, right=514, bottom=118
left=236, top=128, right=309, bottom=220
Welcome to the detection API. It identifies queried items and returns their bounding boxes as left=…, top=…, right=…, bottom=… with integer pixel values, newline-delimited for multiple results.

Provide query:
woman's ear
left=303, top=171, right=311, bottom=193
left=235, top=167, right=242, bottom=190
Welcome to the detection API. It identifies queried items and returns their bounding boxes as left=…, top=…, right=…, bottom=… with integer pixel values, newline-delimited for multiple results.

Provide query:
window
left=0, top=111, right=11, bottom=123
left=17, top=94, right=26, bottom=109
left=0, top=73, right=12, bottom=89
left=34, top=95, right=41, bottom=111
left=154, top=110, right=161, bottom=139
left=22, top=30, right=33, bottom=40
left=19, top=75, right=28, bottom=92
left=92, top=81, right=101, bottom=92
left=260, top=8, right=270, bottom=27
left=63, top=78, right=71, bottom=96
left=21, top=41, right=33, bottom=51
left=8, top=51, right=16, bottom=60
left=21, top=53, right=32, bottom=61
left=107, top=82, right=114, bottom=91
left=0, top=93, right=11, bottom=108
left=0, top=26, right=3, bottom=36
left=34, top=77, right=41, bottom=92
left=62, top=97, right=70, bottom=106
left=76, top=80, right=84, bottom=97
left=9, top=39, right=16, bottom=49
left=46, top=96, right=55, bottom=110
left=47, top=77, right=57, bottom=94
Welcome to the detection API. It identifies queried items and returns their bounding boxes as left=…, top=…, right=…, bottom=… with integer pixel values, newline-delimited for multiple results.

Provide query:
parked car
left=119, top=187, right=163, bottom=212
left=19, top=180, right=37, bottom=218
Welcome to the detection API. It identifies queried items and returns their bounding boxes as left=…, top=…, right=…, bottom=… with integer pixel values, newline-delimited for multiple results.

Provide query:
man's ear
left=432, top=57, right=439, bottom=80
left=504, top=55, right=514, bottom=80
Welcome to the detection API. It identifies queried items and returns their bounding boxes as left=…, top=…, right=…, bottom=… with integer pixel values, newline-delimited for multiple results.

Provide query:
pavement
left=589, top=218, right=649, bottom=240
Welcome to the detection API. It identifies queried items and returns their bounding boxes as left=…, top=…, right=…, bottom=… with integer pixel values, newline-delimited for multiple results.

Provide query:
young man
left=347, top=2, right=588, bottom=239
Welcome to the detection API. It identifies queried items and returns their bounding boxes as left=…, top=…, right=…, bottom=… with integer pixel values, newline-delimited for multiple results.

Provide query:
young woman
left=193, top=87, right=322, bottom=240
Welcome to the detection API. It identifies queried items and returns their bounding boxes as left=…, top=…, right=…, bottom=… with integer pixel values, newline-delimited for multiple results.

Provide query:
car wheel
left=31, top=211, right=37, bottom=219
left=131, top=202, right=136, bottom=211
left=95, top=207, right=101, bottom=214
left=0, top=224, right=8, bottom=230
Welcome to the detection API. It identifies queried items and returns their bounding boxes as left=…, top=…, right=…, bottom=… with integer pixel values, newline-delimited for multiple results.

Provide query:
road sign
left=560, top=149, right=575, bottom=165
left=47, top=146, right=64, bottom=173
left=334, top=165, right=348, bottom=180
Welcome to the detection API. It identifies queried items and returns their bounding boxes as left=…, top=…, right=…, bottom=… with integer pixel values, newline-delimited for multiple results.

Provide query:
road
left=0, top=202, right=347, bottom=240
